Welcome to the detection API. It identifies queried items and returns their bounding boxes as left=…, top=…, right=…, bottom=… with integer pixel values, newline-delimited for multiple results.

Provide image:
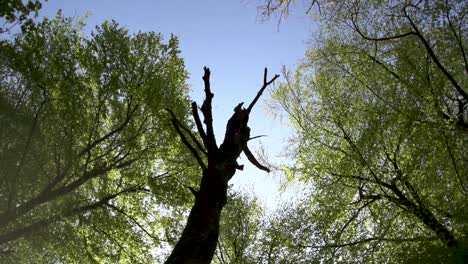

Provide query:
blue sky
left=39, top=0, right=312, bottom=208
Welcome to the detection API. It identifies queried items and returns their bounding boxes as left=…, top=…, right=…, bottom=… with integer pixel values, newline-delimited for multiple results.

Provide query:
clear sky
left=39, top=0, right=312, bottom=209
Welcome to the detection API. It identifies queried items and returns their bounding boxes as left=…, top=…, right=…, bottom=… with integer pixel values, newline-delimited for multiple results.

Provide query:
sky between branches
left=39, top=0, right=313, bottom=209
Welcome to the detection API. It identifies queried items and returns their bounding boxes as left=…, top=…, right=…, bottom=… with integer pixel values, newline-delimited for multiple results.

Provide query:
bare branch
left=167, top=108, right=207, bottom=156
left=201, top=67, right=218, bottom=152
left=243, top=146, right=270, bottom=173
left=166, top=109, right=207, bottom=171
left=247, top=68, right=280, bottom=113
left=192, top=101, right=208, bottom=148
left=248, top=135, right=267, bottom=141
left=188, top=186, right=198, bottom=197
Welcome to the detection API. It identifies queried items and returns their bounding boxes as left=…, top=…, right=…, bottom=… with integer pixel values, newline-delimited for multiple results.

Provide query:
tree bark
left=165, top=67, right=278, bottom=263
left=164, top=166, right=231, bottom=264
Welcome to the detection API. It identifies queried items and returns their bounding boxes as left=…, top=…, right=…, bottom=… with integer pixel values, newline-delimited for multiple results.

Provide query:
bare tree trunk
left=165, top=67, right=278, bottom=264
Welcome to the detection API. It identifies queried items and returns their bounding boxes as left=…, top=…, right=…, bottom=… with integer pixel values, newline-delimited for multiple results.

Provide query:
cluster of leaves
left=214, top=192, right=317, bottom=264
left=214, top=189, right=263, bottom=264
left=0, top=0, right=44, bottom=33
left=262, top=0, right=467, bottom=263
left=0, top=10, right=200, bottom=262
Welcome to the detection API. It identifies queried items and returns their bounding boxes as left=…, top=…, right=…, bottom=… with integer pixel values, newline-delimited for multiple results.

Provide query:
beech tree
left=0, top=13, right=196, bottom=263
left=213, top=189, right=263, bottom=264
left=262, top=0, right=467, bottom=262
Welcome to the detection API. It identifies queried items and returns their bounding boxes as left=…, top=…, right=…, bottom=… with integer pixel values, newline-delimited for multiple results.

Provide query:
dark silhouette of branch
left=243, top=146, right=270, bottom=172
left=335, top=198, right=379, bottom=243
left=336, top=121, right=392, bottom=197
left=166, top=110, right=207, bottom=171
left=247, top=68, right=280, bottom=113
left=444, top=0, right=468, bottom=74
left=187, top=186, right=198, bottom=197
left=9, top=84, right=50, bottom=212
left=104, top=203, right=165, bottom=242
left=248, top=135, right=267, bottom=141
left=167, top=108, right=207, bottom=156
left=350, top=14, right=416, bottom=42
left=0, top=156, right=138, bottom=229
left=299, top=236, right=438, bottom=249
left=192, top=101, right=208, bottom=148
left=364, top=53, right=402, bottom=81
left=78, top=102, right=139, bottom=158
left=403, top=5, right=468, bottom=101
left=0, top=185, right=143, bottom=245
left=201, top=67, right=218, bottom=152
left=443, top=131, right=466, bottom=193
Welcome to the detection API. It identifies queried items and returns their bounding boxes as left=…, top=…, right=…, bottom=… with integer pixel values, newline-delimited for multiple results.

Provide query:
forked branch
left=247, top=68, right=280, bottom=113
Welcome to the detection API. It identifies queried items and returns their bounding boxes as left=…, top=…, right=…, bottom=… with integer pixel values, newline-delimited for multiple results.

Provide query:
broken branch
left=201, top=67, right=218, bottom=152
left=244, top=145, right=270, bottom=173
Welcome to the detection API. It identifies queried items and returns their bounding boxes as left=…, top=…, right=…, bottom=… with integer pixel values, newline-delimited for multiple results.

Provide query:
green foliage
left=267, top=0, right=467, bottom=262
left=0, top=0, right=44, bottom=33
left=214, top=188, right=263, bottom=264
left=0, top=12, right=196, bottom=262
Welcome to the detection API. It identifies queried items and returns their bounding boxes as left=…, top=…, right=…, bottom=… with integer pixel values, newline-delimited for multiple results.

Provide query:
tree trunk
left=164, top=166, right=231, bottom=263
left=164, top=67, right=278, bottom=263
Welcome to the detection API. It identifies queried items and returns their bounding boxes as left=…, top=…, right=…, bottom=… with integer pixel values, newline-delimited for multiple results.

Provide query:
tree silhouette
left=165, top=67, right=278, bottom=264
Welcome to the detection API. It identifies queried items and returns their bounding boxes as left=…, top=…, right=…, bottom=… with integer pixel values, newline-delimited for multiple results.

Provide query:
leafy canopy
left=264, top=0, right=467, bottom=262
left=0, top=11, right=198, bottom=263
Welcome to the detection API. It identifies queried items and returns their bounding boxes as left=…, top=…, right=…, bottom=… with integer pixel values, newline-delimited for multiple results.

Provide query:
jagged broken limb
left=165, top=67, right=279, bottom=264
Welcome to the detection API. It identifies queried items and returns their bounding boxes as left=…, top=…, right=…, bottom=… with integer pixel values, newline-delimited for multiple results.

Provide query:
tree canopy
left=0, top=11, right=198, bottom=263
left=263, top=0, right=467, bottom=262
left=1, top=0, right=467, bottom=263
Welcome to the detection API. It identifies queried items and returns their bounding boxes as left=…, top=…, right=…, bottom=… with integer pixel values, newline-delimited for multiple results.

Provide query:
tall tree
left=164, top=67, right=279, bottom=263
left=0, top=12, right=194, bottom=263
left=263, top=0, right=467, bottom=262
left=213, top=189, right=263, bottom=264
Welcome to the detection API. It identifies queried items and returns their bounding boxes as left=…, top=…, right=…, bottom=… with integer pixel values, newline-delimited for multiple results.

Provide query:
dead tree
left=165, top=67, right=279, bottom=264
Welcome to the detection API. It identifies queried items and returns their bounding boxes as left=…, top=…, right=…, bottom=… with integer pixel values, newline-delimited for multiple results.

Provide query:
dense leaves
left=1, top=0, right=467, bottom=263
left=266, top=0, right=468, bottom=262
left=0, top=12, right=196, bottom=262
left=214, top=189, right=263, bottom=264
left=0, top=0, right=44, bottom=33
